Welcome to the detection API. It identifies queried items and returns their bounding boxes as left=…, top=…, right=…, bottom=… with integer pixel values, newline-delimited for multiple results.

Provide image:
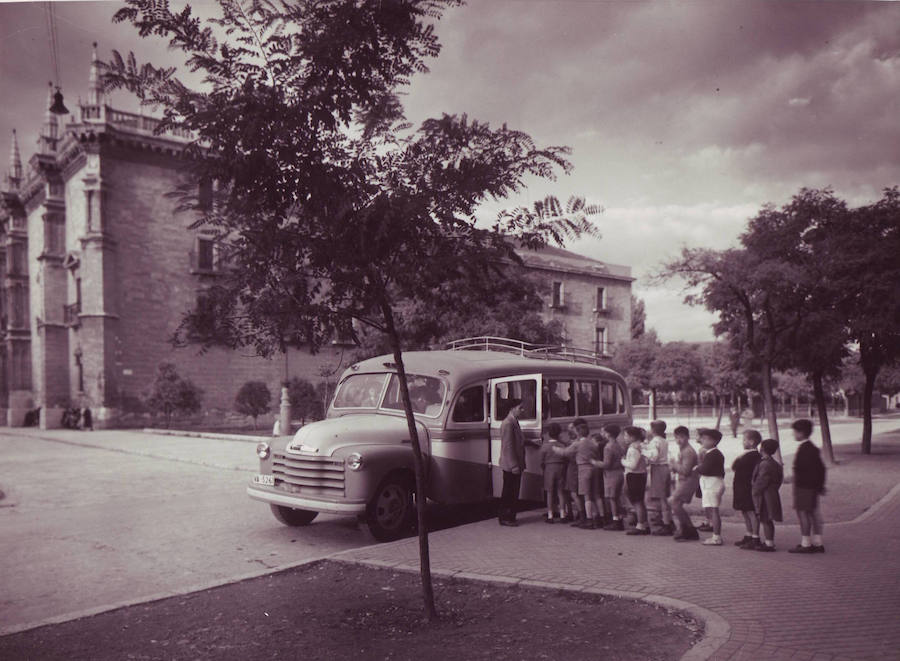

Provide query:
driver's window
left=495, top=379, right=537, bottom=421
left=452, top=385, right=485, bottom=423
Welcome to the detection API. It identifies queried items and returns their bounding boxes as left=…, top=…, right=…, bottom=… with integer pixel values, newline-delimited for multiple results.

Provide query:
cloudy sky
left=2, top=0, right=899, bottom=341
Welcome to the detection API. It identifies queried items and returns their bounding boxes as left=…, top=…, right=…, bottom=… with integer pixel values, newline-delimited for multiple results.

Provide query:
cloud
left=788, top=97, right=811, bottom=107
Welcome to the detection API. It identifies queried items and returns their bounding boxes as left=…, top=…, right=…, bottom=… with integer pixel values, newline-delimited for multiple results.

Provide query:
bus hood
left=284, top=414, right=429, bottom=457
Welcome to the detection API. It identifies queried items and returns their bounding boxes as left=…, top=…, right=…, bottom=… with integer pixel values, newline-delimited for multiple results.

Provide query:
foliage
left=286, top=377, right=323, bottom=424
left=104, top=0, right=599, bottom=620
left=612, top=330, right=661, bottom=394
left=700, top=341, right=747, bottom=399
left=144, top=362, right=203, bottom=428
left=652, top=342, right=704, bottom=395
left=352, top=269, right=564, bottom=359
left=630, top=295, right=646, bottom=339
left=234, top=380, right=272, bottom=428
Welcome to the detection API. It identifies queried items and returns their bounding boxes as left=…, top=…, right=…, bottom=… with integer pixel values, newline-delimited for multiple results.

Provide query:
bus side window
left=452, top=385, right=485, bottom=423
left=496, top=379, right=537, bottom=421
left=616, top=383, right=627, bottom=414
left=601, top=381, right=616, bottom=414
left=577, top=380, right=600, bottom=416
left=548, top=379, right=575, bottom=418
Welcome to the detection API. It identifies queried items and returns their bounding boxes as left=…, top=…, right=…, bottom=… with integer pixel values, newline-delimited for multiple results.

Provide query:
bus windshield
left=332, top=373, right=389, bottom=409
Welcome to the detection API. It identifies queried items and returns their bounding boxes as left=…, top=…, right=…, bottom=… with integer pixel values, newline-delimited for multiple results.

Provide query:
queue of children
left=536, top=416, right=827, bottom=553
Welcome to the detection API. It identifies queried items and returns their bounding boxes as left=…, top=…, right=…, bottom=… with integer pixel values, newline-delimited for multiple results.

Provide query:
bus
left=247, top=337, right=632, bottom=541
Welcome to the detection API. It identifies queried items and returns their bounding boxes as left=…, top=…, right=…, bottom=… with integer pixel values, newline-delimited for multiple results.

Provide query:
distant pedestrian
left=622, top=426, right=649, bottom=536
left=696, top=428, right=726, bottom=546
left=733, top=429, right=762, bottom=549
left=752, top=438, right=783, bottom=552
left=788, top=419, right=826, bottom=554
left=643, top=419, right=674, bottom=535
left=82, top=407, right=93, bottom=431
left=669, top=426, right=700, bottom=542
left=498, top=398, right=528, bottom=527
left=539, top=422, right=568, bottom=523
left=729, top=406, right=740, bottom=438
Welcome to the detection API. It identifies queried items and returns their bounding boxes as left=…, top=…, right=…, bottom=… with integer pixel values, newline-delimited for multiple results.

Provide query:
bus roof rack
left=444, top=336, right=610, bottom=366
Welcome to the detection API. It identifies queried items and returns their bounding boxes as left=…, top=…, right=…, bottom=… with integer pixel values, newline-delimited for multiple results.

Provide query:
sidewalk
left=339, top=428, right=900, bottom=661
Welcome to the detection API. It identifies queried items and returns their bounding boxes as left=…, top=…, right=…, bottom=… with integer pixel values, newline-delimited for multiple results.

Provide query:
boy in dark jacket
left=752, top=438, right=783, bottom=552
left=732, top=429, right=762, bottom=549
left=695, top=428, right=726, bottom=546
left=788, top=419, right=826, bottom=554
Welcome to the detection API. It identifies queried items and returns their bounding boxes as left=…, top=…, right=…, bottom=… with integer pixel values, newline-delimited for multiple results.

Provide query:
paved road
left=0, top=430, right=371, bottom=634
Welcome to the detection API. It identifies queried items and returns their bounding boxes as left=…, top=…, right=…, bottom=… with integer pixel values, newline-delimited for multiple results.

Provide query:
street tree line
left=648, top=188, right=900, bottom=459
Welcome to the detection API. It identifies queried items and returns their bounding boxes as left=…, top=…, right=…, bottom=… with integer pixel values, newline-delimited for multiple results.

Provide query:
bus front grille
left=271, top=452, right=345, bottom=497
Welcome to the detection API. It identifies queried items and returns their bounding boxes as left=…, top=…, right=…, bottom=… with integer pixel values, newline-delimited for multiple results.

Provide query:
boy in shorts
left=669, top=425, right=700, bottom=541
left=595, top=424, right=626, bottom=531
left=555, top=418, right=602, bottom=528
left=644, top=420, right=674, bottom=535
left=622, top=426, right=649, bottom=535
left=539, top=422, right=568, bottom=523
left=695, top=428, right=726, bottom=546
left=788, top=419, right=826, bottom=554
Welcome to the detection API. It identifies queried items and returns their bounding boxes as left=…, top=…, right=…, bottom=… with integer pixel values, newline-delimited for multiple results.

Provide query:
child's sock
left=800, top=535, right=811, bottom=547
left=764, top=539, right=774, bottom=547
left=612, top=516, right=620, bottom=521
left=751, top=534, right=759, bottom=540
left=812, top=534, right=823, bottom=546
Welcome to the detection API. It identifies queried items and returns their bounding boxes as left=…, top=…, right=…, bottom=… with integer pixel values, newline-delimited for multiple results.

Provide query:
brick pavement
left=338, top=430, right=900, bottom=661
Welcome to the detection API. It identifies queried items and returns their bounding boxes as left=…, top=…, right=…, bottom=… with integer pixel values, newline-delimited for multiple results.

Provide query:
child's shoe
left=701, top=536, right=723, bottom=546
left=626, top=526, right=650, bottom=536
left=811, top=545, right=825, bottom=553
left=788, top=544, right=816, bottom=554
left=697, top=522, right=714, bottom=532
left=603, top=519, right=625, bottom=531
left=734, top=535, right=752, bottom=547
left=756, top=544, right=776, bottom=552
left=544, top=516, right=556, bottom=524
left=674, top=530, right=700, bottom=542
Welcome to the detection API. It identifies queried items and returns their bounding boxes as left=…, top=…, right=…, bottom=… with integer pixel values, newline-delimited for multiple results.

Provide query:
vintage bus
left=247, top=337, right=632, bottom=541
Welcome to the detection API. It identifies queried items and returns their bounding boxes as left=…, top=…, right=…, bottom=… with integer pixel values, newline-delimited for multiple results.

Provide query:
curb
left=332, top=557, right=730, bottom=661
left=141, top=428, right=276, bottom=443
left=0, top=552, right=337, bottom=638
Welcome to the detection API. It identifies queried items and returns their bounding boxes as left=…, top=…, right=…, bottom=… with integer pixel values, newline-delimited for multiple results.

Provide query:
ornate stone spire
left=88, top=41, right=104, bottom=106
left=6, top=129, right=23, bottom=191
left=39, top=82, right=60, bottom=154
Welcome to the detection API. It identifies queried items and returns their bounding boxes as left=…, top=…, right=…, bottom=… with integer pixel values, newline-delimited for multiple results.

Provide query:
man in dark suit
left=499, top=398, right=528, bottom=526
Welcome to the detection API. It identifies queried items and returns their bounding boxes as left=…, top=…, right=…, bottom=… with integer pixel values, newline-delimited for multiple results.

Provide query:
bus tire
left=366, top=473, right=415, bottom=542
left=270, top=504, right=318, bottom=527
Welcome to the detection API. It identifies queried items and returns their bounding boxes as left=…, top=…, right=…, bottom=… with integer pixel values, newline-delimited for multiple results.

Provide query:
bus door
left=489, top=374, right=543, bottom=499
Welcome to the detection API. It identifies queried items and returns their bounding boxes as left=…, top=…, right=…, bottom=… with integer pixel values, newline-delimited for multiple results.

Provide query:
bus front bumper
left=246, top=485, right=367, bottom=515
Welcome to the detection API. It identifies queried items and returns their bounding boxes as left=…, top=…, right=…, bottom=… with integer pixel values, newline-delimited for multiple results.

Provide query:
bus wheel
left=270, top=504, right=318, bottom=527
left=366, top=474, right=414, bottom=542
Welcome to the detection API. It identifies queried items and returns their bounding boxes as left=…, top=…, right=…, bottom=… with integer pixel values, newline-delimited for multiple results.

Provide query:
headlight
left=346, top=452, right=363, bottom=471
left=256, top=442, right=271, bottom=460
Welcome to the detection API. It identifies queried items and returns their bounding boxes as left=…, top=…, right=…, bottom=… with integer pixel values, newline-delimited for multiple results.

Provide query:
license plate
left=253, top=474, right=275, bottom=486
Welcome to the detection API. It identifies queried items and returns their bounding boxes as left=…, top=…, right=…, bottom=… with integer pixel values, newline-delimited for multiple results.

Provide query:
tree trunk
left=838, top=389, right=849, bottom=418
left=714, top=393, right=723, bottom=431
left=811, top=371, right=835, bottom=465
left=649, top=388, right=657, bottom=420
left=380, top=300, right=437, bottom=621
left=760, top=362, right=782, bottom=462
left=862, top=367, right=877, bottom=455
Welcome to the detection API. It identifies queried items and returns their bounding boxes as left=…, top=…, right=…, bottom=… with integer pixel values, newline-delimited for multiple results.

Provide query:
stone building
left=0, top=47, right=631, bottom=429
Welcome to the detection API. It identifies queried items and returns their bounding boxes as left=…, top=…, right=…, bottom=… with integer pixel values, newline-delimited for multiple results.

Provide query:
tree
left=145, top=363, right=203, bottom=428
left=631, top=295, right=646, bottom=339
left=822, top=189, right=900, bottom=454
left=234, top=381, right=272, bottom=429
left=612, top=330, right=661, bottom=419
left=700, top=341, right=747, bottom=430
left=652, top=342, right=705, bottom=413
left=104, top=0, right=598, bottom=621
left=286, top=377, right=323, bottom=425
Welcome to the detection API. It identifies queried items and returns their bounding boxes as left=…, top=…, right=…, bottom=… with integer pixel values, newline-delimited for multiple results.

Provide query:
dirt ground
left=0, top=561, right=701, bottom=661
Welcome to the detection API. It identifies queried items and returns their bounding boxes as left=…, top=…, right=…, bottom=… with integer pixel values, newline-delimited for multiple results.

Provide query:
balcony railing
left=63, top=302, right=81, bottom=327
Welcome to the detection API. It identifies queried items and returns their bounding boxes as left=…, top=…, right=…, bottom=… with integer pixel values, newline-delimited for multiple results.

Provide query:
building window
left=594, top=327, right=607, bottom=355
left=595, top=287, right=606, bottom=311
left=10, top=342, right=31, bottom=390
left=9, top=242, right=25, bottom=275
left=198, top=177, right=213, bottom=211
left=44, top=217, right=65, bottom=256
left=11, top=284, right=26, bottom=329
left=196, top=237, right=215, bottom=272
left=551, top=281, right=564, bottom=308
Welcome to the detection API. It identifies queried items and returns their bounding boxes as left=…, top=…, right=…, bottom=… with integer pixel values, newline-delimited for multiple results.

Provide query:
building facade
left=0, top=47, right=631, bottom=429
